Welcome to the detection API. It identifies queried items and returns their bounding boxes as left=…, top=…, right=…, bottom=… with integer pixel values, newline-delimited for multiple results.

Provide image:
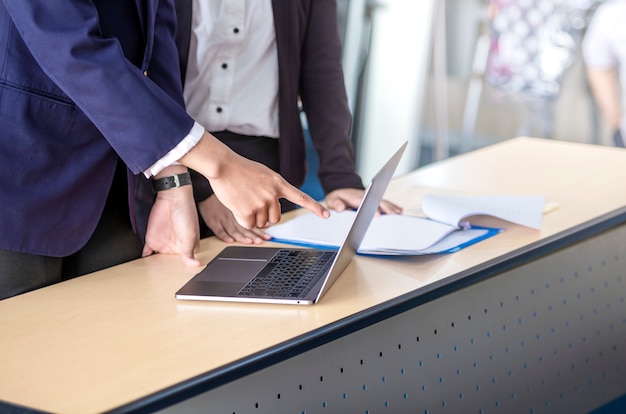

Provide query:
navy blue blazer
left=0, top=0, right=194, bottom=256
left=175, top=0, right=364, bottom=199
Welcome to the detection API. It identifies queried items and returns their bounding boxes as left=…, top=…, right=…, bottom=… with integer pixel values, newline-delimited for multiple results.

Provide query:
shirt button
left=143, top=70, right=148, bottom=76
left=221, top=63, right=228, bottom=69
left=216, top=107, right=223, bottom=113
left=233, top=27, right=240, bottom=34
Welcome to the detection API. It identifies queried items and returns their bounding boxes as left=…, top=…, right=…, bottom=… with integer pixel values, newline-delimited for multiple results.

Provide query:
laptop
left=175, top=141, right=407, bottom=305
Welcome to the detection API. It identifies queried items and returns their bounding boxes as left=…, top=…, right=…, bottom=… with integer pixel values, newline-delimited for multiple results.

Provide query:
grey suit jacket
left=174, top=0, right=364, bottom=199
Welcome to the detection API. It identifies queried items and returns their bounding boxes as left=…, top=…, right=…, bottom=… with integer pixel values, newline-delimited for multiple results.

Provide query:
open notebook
left=175, top=142, right=407, bottom=305
left=265, top=194, right=547, bottom=256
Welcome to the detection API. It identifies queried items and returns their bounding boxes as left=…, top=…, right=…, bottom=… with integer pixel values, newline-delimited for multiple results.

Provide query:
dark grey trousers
left=0, top=206, right=143, bottom=301
left=0, top=162, right=142, bottom=301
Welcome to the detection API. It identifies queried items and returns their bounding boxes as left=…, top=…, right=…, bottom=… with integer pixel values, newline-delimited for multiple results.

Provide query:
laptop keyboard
left=237, top=249, right=336, bottom=298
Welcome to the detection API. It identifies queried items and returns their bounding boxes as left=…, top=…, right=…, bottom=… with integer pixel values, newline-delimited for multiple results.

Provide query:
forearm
left=586, top=66, right=622, bottom=130
left=178, top=131, right=236, bottom=181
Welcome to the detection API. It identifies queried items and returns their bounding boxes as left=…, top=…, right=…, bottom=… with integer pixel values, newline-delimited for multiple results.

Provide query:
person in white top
left=175, top=0, right=402, bottom=244
left=582, top=0, right=626, bottom=147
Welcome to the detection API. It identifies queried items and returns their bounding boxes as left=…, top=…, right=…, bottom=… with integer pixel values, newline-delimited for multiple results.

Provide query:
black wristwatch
left=151, top=172, right=192, bottom=193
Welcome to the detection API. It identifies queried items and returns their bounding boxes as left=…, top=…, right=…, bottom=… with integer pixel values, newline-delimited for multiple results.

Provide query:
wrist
left=154, top=164, right=188, bottom=179
left=179, top=131, right=232, bottom=180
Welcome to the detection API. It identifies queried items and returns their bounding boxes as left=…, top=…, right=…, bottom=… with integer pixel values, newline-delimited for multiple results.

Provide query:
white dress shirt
left=184, top=0, right=280, bottom=138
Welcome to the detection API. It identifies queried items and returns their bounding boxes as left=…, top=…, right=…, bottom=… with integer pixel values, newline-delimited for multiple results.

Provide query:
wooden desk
left=2, top=137, right=626, bottom=413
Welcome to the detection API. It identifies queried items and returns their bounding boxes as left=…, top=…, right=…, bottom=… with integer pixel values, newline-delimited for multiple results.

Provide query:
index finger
left=281, top=184, right=330, bottom=219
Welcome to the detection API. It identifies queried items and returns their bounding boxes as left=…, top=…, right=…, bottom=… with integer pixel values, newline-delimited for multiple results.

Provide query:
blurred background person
left=582, top=0, right=626, bottom=147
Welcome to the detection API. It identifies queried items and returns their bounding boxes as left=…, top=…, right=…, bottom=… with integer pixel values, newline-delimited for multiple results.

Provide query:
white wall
left=354, top=0, right=436, bottom=183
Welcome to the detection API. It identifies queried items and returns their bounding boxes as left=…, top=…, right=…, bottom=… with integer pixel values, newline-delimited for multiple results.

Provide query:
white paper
left=359, top=227, right=495, bottom=256
left=266, top=211, right=459, bottom=253
left=422, top=194, right=546, bottom=230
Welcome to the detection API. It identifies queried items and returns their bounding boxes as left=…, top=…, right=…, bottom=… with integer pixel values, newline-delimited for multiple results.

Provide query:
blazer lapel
left=175, top=0, right=193, bottom=83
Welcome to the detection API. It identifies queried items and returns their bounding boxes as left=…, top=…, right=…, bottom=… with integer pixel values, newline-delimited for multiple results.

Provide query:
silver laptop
left=175, top=141, right=407, bottom=305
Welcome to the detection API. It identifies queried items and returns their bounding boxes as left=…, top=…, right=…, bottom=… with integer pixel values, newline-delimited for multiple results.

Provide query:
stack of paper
left=265, top=194, right=547, bottom=256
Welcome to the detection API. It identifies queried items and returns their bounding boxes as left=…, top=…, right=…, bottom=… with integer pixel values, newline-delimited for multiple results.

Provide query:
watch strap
left=151, top=172, right=192, bottom=193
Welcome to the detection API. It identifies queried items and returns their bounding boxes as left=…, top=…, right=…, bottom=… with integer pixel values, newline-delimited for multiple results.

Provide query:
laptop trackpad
left=194, top=258, right=267, bottom=283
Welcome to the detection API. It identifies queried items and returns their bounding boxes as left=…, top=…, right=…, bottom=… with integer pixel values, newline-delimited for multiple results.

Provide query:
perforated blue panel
left=158, top=224, right=626, bottom=414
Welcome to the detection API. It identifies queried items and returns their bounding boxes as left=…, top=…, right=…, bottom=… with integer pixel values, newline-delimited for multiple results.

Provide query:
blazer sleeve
left=299, top=0, right=364, bottom=192
left=1, top=0, right=194, bottom=174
